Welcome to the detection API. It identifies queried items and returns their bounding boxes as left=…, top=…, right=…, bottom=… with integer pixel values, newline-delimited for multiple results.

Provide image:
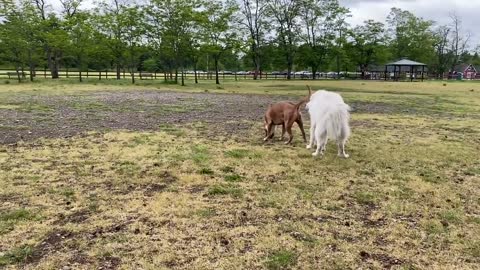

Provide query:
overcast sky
left=340, top=0, right=479, bottom=47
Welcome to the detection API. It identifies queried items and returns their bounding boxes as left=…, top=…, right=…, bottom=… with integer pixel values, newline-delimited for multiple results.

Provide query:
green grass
left=0, top=245, right=34, bottom=266
left=0, top=209, right=37, bottom=235
left=224, top=149, right=252, bottom=159
left=207, top=184, right=243, bottom=198
left=198, top=167, right=214, bottom=175
left=265, top=250, right=297, bottom=270
left=223, top=173, right=242, bottom=182
left=191, top=144, right=210, bottom=164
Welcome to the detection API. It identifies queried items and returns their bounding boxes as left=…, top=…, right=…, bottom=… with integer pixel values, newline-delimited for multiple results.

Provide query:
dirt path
left=0, top=90, right=393, bottom=144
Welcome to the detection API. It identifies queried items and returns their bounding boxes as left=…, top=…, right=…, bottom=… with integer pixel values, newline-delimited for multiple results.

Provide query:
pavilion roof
left=386, top=59, right=427, bottom=66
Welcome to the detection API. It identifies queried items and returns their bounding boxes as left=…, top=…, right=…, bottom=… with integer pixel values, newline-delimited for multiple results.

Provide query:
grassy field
left=0, top=79, right=479, bottom=269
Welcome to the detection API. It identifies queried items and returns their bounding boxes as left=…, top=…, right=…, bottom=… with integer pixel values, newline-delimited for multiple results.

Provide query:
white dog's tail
left=326, top=103, right=351, bottom=140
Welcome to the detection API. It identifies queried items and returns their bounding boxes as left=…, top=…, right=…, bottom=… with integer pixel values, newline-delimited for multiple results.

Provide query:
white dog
left=306, top=90, right=351, bottom=158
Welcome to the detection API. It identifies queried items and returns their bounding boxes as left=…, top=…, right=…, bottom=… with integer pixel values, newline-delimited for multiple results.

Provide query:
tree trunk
left=175, top=68, right=178, bottom=84
left=214, top=56, right=220, bottom=85
left=15, top=66, right=21, bottom=83
left=286, top=51, right=293, bottom=80
left=116, top=61, right=121, bottom=80
left=194, top=61, right=198, bottom=84
left=252, top=48, right=260, bottom=80
left=287, top=63, right=292, bottom=80
left=181, top=67, right=185, bottom=86
left=53, top=51, right=60, bottom=79
left=79, top=70, right=83, bottom=82
left=28, top=50, right=34, bottom=82
left=131, top=71, right=135, bottom=84
left=47, top=50, right=60, bottom=79
left=336, top=55, right=340, bottom=80
left=21, top=66, right=26, bottom=80
left=46, top=49, right=53, bottom=78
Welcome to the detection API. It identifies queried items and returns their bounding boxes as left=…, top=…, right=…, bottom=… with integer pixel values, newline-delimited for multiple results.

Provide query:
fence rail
left=0, top=70, right=347, bottom=81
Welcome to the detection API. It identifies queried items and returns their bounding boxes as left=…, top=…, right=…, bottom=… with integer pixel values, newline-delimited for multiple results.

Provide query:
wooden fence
left=0, top=69, right=372, bottom=81
left=0, top=69, right=445, bottom=81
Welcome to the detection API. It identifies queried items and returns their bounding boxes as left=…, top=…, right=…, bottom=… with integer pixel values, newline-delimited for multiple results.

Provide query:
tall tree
left=0, top=1, right=45, bottom=82
left=147, top=0, right=200, bottom=85
left=199, top=0, right=239, bottom=85
left=119, top=6, right=146, bottom=84
left=267, top=0, right=300, bottom=79
left=0, top=9, right=28, bottom=82
left=449, top=13, right=471, bottom=72
left=348, top=20, right=389, bottom=79
left=298, top=0, right=349, bottom=79
left=32, top=0, right=67, bottom=79
left=386, top=7, right=436, bottom=64
left=432, top=25, right=451, bottom=78
left=238, top=0, right=268, bottom=79
left=62, top=1, right=95, bottom=82
left=94, top=0, right=128, bottom=79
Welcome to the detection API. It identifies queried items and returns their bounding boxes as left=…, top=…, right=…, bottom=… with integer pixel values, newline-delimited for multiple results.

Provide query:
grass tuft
left=207, top=184, right=243, bottom=198
left=198, top=168, right=214, bottom=175
left=191, top=145, right=210, bottom=164
left=265, top=250, right=297, bottom=270
left=224, top=149, right=251, bottom=159
left=223, top=173, right=242, bottom=182
left=0, top=245, right=34, bottom=266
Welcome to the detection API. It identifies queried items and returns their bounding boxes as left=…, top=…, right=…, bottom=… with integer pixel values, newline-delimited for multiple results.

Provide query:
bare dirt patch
left=54, top=209, right=91, bottom=226
left=0, top=90, right=398, bottom=144
left=25, top=230, right=76, bottom=265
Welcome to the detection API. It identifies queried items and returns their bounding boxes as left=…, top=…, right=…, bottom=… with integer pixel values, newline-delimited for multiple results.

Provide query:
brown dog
left=263, top=86, right=312, bottom=144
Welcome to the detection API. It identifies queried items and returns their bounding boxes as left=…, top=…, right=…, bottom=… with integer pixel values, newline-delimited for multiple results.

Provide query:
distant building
left=451, top=64, right=480, bottom=80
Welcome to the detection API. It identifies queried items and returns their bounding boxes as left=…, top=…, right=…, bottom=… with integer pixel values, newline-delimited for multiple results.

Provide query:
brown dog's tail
left=294, top=85, right=313, bottom=111
left=306, top=85, right=312, bottom=100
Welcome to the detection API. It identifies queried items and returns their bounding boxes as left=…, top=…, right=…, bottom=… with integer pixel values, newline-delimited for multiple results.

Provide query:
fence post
left=154, top=72, right=157, bottom=79
left=66, top=68, right=69, bottom=78
left=99, top=71, right=101, bottom=80
left=44, top=68, right=47, bottom=78
left=86, top=69, right=89, bottom=78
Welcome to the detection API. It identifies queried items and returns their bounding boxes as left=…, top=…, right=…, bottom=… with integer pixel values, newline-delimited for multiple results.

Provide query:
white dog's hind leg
left=312, top=130, right=327, bottom=157
left=306, top=122, right=316, bottom=149
left=321, top=138, right=328, bottom=153
left=337, top=139, right=349, bottom=158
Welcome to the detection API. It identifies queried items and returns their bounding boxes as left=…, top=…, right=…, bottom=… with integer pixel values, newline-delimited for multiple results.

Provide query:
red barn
left=452, top=64, right=479, bottom=80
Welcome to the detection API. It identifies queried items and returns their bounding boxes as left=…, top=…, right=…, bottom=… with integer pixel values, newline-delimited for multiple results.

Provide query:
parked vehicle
left=300, top=72, right=312, bottom=79
left=236, top=71, right=248, bottom=75
left=221, top=71, right=233, bottom=75
left=293, top=70, right=312, bottom=78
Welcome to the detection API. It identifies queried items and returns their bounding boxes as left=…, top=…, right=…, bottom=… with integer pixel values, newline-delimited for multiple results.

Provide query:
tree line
left=0, top=0, right=479, bottom=84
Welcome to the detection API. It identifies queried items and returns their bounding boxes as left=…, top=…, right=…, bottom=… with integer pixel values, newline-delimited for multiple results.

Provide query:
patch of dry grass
left=0, top=112, right=479, bottom=269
